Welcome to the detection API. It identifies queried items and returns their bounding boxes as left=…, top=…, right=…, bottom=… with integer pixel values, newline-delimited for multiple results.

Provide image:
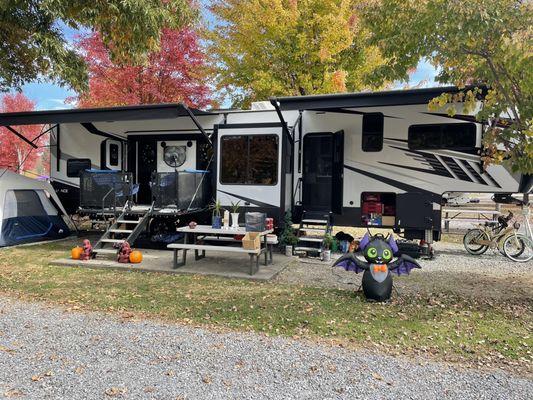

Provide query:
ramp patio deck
left=50, top=248, right=292, bottom=281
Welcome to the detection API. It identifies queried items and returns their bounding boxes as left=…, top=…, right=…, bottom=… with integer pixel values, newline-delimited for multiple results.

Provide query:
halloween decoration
left=117, top=242, right=132, bottom=263
left=71, top=247, right=83, bottom=260
left=81, top=239, right=93, bottom=261
left=189, top=221, right=197, bottom=229
left=129, top=250, right=143, bottom=264
left=332, top=233, right=421, bottom=301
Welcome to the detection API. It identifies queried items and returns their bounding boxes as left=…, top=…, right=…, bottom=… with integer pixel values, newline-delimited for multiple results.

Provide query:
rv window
left=220, top=134, right=278, bottom=185
left=408, top=123, right=477, bottom=150
left=67, top=158, right=92, bottom=178
left=109, top=143, right=120, bottom=166
left=362, top=113, right=384, bottom=152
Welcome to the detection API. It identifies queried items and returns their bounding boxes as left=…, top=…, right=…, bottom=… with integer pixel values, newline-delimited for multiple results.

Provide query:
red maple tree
left=0, top=93, right=48, bottom=175
left=73, top=28, right=212, bottom=108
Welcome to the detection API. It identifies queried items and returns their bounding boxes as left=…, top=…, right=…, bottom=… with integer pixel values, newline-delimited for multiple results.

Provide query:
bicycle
left=463, top=211, right=523, bottom=256
left=503, top=201, right=533, bottom=263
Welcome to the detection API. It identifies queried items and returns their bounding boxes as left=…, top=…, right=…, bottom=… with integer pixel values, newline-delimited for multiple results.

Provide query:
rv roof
left=0, top=103, right=216, bottom=127
left=273, top=85, right=486, bottom=111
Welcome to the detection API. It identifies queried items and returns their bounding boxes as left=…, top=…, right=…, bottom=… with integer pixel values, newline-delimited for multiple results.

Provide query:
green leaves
left=208, top=0, right=388, bottom=107
left=0, top=0, right=195, bottom=92
left=364, top=0, right=532, bottom=173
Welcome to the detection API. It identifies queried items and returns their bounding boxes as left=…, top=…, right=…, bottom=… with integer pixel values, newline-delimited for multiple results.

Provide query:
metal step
left=100, top=238, right=125, bottom=244
left=302, top=219, right=328, bottom=224
left=298, top=237, right=323, bottom=242
left=117, top=219, right=142, bottom=224
left=92, top=249, right=117, bottom=255
left=294, top=246, right=322, bottom=252
left=299, top=228, right=326, bottom=234
left=109, top=229, right=133, bottom=234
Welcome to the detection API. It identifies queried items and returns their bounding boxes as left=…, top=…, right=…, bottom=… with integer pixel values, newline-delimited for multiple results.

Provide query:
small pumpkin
left=71, top=246, right=83, bottom=260
left=129, top=250, right=143, bottom=264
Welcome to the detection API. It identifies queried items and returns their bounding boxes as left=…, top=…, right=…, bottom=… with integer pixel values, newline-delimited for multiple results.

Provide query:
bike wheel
left=503, top=234, right=533, bottom=263
left=463, top=229, right=489, bottom=255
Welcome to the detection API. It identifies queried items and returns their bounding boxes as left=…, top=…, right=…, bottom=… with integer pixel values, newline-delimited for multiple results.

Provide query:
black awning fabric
left=0, top=103, right=216, bottom=127
left=273, top=86, right=485, bottom=111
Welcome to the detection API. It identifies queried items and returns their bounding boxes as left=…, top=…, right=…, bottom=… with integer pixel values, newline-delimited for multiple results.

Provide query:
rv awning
left=0, top=103, right=215, bottom=126
left=0, top=103, right=217, bottom=145
left=272, top=86, right=485, bottom=111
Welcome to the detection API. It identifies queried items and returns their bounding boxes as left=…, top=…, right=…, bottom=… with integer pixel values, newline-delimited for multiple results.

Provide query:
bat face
left=363, top=238, right=393, bottom=264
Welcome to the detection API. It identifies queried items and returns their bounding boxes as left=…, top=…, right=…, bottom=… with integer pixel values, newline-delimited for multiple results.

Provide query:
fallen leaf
left=0, top=345, right=15, bottom=353
left=4, top=389, right=22, bottom=398
left=371, top=372, right=383, bottom=381
left=202, top=375, right=212, bottom=384
left=105, top=387, right=126, bottom=397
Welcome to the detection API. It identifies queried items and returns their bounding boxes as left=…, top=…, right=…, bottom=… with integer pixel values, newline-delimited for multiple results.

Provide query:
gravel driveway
left=0, top=297, right=531, bottom=399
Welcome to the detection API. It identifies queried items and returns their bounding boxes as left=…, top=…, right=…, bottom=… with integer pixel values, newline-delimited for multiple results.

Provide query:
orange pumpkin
left=71, top=247, right=83, bottom=260
left=129, top=250, right=143, bottom=264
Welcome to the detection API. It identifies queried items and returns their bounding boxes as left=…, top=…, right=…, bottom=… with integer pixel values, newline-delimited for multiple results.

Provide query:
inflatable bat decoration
left=332, top=233, right=421, bottom=301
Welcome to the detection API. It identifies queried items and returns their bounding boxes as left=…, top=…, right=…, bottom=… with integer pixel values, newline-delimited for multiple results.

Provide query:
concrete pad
left=50, top=248, right=292, bottom=281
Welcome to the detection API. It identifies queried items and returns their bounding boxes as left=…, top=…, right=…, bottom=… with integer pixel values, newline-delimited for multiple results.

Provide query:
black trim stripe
left=440, top=156, right=473, bottom=182
left=459, top=160, right=488, bottom=185
left=389, top=146, right=453, bottom=177
left=483, top=170, right=502, bottom=188
left=343, top=164, right=442, bottom=203
left=217, top=190, right=277, bottom=208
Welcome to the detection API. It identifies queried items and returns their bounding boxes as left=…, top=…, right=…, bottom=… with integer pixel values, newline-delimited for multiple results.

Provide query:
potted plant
left=279, top=211, right=298, bottom=256
left=322, top=233, right=334, bottom=262
left=211, top=200, right=223, bottom=229
left=230, top=200, right=241, bottom=228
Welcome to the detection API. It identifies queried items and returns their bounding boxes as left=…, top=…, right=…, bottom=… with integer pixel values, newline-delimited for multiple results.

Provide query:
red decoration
left=72, top=29, right=212, bottom=109
left=188, top=221, right=197, bottom=229
left=80, top=239, right=93, bottom=261
left=117, top=242, right=132, bottom=263
left=0, top=93, right=48, bottom=174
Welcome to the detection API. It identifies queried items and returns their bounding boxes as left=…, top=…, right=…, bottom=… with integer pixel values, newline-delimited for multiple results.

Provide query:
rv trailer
left=0, top=86, right=529, bottom=255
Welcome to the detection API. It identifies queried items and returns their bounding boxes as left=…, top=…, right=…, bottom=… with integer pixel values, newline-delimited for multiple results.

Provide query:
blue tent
left=0, top=169, right=70, bottom=247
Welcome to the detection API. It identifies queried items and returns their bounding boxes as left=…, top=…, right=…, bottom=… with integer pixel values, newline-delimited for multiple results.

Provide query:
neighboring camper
left=0, top=87, right=529, bottom=251
left=0, top=169, right=71, bottom=247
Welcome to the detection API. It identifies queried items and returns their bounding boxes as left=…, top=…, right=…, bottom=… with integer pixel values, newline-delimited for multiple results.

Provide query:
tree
left=363, top=0, right=532, bottom=173
left=0, top=93, right=48, bottom=174
left=0, top=0, right=194, bottom=92
left=208, top=0, right=388, bottom=107
left=72, top=28, right=212, bottom=108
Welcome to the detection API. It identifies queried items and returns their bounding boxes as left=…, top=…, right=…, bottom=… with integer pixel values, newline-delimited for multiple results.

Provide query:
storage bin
left=245, top=212, right=266, bottom=232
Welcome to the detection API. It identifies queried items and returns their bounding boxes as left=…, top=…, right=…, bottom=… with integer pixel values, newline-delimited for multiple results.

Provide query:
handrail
left=101, top=186, right=115, bottom=228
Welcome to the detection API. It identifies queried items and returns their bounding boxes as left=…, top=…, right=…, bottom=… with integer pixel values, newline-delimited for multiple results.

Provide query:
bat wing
left=389, top=254, right=421, bottom=276
left=332, top=253, right=369, bottom=273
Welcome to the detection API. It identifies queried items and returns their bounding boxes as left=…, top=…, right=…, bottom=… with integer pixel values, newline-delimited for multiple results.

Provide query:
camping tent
left=0, top=169, right=71, bottom=247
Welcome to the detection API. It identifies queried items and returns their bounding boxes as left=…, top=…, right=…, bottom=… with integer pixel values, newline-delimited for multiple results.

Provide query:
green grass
left=0, top=240, right=531, bottom=371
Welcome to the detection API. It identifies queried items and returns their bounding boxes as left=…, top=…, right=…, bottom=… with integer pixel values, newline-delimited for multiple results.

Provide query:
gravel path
left=0, top=297, right=531, bottom=399
left=276, top=242, right=533, bottom=302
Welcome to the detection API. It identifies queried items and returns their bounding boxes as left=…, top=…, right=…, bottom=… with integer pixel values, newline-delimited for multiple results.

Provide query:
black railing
left=80, top=171, right=135, bottom=211
left=151, top=171, right=210, bottom=210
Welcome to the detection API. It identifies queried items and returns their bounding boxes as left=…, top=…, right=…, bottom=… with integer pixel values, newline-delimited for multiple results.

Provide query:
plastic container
left=245, top=212, right=266, bottom=232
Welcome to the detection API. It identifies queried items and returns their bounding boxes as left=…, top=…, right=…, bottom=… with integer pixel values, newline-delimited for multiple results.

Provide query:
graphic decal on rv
left=380, top=141, right=501, bottom=188
left=217, top=190, right=276, bottom=208
left=343, top=164, right=442, bottom=203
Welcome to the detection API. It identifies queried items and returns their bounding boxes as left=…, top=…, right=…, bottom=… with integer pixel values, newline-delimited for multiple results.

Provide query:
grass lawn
left=0, top=239, right=531, bottom=374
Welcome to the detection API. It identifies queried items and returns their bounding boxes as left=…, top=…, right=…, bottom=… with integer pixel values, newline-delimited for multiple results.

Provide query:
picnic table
left=168, top=225, right=274, bottom=275
left=442, top=207, right=501, bottom=232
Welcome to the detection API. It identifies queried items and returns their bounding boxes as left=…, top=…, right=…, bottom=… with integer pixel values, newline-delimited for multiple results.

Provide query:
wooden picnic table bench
left=168, top=225, right=274, bottom=275
left=167, top=243, right=264, bottom=275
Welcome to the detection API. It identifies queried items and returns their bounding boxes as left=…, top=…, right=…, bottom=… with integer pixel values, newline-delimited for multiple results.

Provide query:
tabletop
left=176, top=224, right=273, bottom=236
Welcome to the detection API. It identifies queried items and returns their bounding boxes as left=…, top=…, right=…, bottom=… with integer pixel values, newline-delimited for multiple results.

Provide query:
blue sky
left=21, top=4, right=438, bottom=111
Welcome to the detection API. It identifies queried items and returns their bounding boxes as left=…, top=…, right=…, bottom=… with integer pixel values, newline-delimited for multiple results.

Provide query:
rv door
left=216, top=124, right=284, bottom=216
